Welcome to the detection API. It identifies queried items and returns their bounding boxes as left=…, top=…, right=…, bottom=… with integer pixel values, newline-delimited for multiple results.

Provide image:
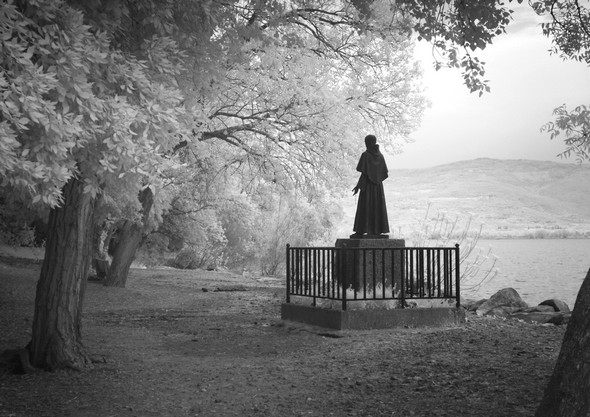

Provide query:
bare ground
left=0, top=257, right=565, bottom=417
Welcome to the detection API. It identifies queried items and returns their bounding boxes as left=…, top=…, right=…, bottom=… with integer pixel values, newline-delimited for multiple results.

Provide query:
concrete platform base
left=281, top=303, right=466, bottom=330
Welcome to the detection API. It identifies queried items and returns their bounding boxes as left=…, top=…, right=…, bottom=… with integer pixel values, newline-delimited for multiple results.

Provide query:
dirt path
left=0, top=259, right=565, bottom=416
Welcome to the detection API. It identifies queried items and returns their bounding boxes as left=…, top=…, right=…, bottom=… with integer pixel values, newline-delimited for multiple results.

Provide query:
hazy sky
left=392, top=4, right=590, bottom=169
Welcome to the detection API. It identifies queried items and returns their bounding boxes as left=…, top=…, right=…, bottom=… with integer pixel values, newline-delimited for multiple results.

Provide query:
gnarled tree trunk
left=103, top=188, right=153, bottom=287
left=535, top=267, right=590, bottom=417
left=28, top=177, right=95, bottom=371
left=91, top=216, right=115, bottom=280
left=103, top=219, right=142, bottom=287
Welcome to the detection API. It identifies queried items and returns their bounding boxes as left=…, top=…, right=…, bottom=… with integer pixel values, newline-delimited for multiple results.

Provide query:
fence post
left=286, top=244, right=291, bottom=304
left=312, top=249, right=317, bottom=307
left=400, top=249, right=405, bottom=309
left=455, top=243, right=461, bottom=308
left=341, top=248, right=347, bottom=311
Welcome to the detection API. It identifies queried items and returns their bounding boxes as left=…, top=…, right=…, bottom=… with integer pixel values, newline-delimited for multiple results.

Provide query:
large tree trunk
left=28, top=178, right=95, bottom=371
left=535, top=267, right=590, bottom=417
left=102, top=220, right=142, bottom=287
left=103, top=188, right=153, bottom=287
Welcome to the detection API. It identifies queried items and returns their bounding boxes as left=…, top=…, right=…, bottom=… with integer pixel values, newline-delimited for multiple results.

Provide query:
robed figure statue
left=352, top=135, right=390, bottom=237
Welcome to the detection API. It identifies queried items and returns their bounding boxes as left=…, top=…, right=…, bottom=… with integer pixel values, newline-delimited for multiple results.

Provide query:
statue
left=351, top=134, right=390, bottom=238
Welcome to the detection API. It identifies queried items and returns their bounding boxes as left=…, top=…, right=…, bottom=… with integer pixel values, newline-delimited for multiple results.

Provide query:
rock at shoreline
left=469, top=288, right=571, bottom=325
left=476, top=288, right=528, bottom=316
left=518, top=305, right=556, bottom=313
left=465, top=299, right=487, bottom=312
left=539, top=299, right=571, bottom=313
left=508, top=312, right=568, bottom=325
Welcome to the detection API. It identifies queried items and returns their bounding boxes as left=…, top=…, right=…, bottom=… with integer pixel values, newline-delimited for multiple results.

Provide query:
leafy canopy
left=1, top=0, right=526, bottom=222
left=532, top=0, right=590, bottom=162
left=0, top=0, right=186, bottom=210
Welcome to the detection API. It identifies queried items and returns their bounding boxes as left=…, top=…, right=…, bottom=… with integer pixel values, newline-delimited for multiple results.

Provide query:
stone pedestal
left=334, top=238, right=405, bottom=292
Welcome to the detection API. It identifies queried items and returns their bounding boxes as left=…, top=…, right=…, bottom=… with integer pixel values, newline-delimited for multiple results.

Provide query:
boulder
left=539, top=299, right=570, bottom=313
left=464, top=299, right=487, bottom=312
left=518, top=305, right=556, bottom=314
left=476, top=288, right=528, bottom=316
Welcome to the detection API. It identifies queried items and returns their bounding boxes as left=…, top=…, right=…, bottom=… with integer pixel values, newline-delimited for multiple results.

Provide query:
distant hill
left=337, top=158, right=590, bottom=240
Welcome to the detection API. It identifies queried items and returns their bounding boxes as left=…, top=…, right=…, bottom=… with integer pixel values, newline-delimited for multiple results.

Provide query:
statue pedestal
left=335, top=238, right=405, bottom=292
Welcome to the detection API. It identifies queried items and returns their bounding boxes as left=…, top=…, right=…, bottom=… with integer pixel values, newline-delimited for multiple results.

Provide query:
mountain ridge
left=337, top=158, right=590, bottom=239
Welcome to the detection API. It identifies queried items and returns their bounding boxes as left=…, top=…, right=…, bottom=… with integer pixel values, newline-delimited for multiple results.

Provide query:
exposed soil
left=0, top=257, right=566, bottom=417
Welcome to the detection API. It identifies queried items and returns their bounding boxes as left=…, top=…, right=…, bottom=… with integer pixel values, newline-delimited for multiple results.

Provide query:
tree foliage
left=400, top=0, right=520, bottom=94
left=170, top=0, right=428, bottom=191
left=542, top=103, right=590, bottom=162
left=3, top=0, right=520, bottom=224
left=145, top=149, right=341, bottom=275
left=533, top=0, right=590, bottom=63
left=0, top=0, right=186, bottom=209
left=533, top=0, right=590, bottom=164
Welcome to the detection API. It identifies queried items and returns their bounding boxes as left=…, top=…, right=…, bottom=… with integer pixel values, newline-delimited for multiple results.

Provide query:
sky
left=392, top=3, right=590, bottom=169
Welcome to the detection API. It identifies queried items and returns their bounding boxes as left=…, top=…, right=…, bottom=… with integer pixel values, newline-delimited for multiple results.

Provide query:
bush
left=408, top=203, right=498, bottom=293
left=169, top=245, right=224, bottom=270
left=0, top=196, right=45, bottom=247
left=134, top=233, right=172, bottom=268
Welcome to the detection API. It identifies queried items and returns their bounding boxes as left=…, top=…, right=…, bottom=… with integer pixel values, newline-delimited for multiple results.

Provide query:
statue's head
left=365, top=134, right=377, bottom=148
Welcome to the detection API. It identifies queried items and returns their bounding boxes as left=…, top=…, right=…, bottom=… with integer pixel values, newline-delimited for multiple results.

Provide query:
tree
left=154, top=146, right=235, bottom=270
left=1, top=0, right=185, bottom=369
left=102, top=187, right=154, bottom=287
left=29, top=178, right=95, bottom=370
left=536, top=268, right=590, bottom=416
left=84, top=0, right=431, bottom=286
left=154, top=139, right=342, bottom=275
left=173, top=0, right=429, bottom=185
left=255, top=190, right=341, bottom=276
left=528, top=1, right=590, bottom=415
left=533, top=0, right=590, bottom=164
left=396, top=0, right=517, bottom=94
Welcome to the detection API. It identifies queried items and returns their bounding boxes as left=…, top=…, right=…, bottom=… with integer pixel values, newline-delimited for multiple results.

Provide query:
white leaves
left=542, top=103, right=590, bottom=163
left=1, top=0, right=188, bottom=210
left=82, top=182, right=100, bottom=198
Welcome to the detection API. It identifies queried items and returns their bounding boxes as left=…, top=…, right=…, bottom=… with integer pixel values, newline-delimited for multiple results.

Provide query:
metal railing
left=285, top=244, right=460, bottom=310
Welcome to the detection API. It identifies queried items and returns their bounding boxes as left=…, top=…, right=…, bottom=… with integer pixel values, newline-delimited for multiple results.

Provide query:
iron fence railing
left=285, top=244, right=460, bottom=310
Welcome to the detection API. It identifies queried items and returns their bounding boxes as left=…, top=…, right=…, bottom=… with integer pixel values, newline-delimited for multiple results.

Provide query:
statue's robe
left=353, top=145, right=390, bottom=235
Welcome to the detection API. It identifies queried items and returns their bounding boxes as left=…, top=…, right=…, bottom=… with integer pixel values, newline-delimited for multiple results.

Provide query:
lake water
left=463, top=239, right=590, bottom=308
